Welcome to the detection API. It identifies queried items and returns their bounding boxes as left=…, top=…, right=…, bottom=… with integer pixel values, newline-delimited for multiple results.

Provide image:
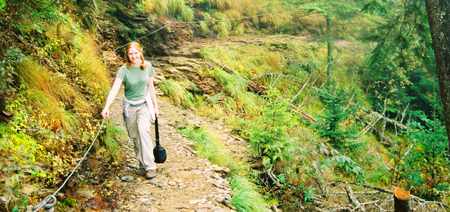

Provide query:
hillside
left=0, top=0, right=448, bottom=211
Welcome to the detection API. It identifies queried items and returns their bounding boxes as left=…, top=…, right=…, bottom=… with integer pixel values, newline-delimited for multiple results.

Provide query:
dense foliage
left=0, top=0, right=448, bottom=210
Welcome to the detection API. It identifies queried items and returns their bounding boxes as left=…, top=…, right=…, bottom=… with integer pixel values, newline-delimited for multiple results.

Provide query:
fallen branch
left=344, top=186, right=365, bottom=212
left=205, top=58, right=266, bottom=94
left=362, top=109, right=408, bottom=130
left=292, top=107, right=317, bottom=123
left=332, top=181, right=449, bottom=209
left=290, top=75, right=313, bottom=104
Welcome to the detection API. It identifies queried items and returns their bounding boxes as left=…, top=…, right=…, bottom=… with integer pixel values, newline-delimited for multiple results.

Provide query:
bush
left=245, top=93, right=294, bottom=171
left=0, top=48, right=25, bottom=95
left=397, top=115, right=449, bottom=200
left=211, top=12, right=232, bottom=37
left=332, top=155, right=365, bottom=183
left=8, top=0, right=64, bottom=34
left=210, top=68, right=246, bottom=97
left=314, top=83, right=358, bottom=150
left=101, top=121, right=126, bottom=162
left=0, top=0, right=5, bottom=11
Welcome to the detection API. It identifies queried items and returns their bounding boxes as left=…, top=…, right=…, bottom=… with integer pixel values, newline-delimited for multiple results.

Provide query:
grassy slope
left=161, top=35, right=399, bottom=209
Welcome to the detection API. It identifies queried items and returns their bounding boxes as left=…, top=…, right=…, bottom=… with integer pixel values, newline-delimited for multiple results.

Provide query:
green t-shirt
left=116, top=62, right=155, bottom=101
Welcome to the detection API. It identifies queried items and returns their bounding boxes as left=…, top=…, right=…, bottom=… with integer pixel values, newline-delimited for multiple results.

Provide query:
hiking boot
left=145, top=169, right=156, bottom=179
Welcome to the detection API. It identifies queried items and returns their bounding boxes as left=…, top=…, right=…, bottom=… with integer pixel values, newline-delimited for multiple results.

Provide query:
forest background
left=0, top=0, right=448, bottom=211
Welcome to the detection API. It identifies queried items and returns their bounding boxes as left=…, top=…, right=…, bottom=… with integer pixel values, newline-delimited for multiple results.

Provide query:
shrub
left=101, top=121, right=126, bottom=162
left=210, top=68, right=246, bottom=97
left=0, top=48, right=25, bottom=95
left=245, top=93, right=294, bottom=171
left=332, top=155, right=365, bottom=183
left=143, top=0, right=169, bottom=16
left=314, top=83, right=358, bottom=150
left=0, top=0, right=5, bottom=11
left=6, top=0, right=64, bottom=34
left=211, top=12, right=231, bottom=37
left=397, top=115, right=450, bottom=200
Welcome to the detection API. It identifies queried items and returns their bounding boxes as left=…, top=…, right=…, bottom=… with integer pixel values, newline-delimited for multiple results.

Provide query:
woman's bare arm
left=147, top=77, right=159, bottom=115
left=102, top=77, right=123, bottom=118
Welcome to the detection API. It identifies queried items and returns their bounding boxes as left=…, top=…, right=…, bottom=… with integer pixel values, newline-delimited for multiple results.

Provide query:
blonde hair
left=126, top=41, right=146, bottom=70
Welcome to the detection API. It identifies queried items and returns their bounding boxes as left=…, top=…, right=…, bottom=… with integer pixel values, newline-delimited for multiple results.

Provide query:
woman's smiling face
left=128, top=46, right=142, bottom=65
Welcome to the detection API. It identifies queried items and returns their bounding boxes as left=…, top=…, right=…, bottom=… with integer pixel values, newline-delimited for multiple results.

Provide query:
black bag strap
left=155, top=116, right=160, bottom=146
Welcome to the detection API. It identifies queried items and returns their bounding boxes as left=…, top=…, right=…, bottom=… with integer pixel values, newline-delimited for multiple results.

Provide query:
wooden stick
left=344, top=186, right=365, bottom=211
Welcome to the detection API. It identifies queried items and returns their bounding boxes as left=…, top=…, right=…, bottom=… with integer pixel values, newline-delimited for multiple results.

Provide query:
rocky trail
left=106, top=97, right=236, bottom=212
left=73, top=36, right=261, bottom=211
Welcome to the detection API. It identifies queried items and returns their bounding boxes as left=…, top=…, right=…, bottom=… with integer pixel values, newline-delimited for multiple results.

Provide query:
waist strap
left=124, top=97, right=146, bottom=106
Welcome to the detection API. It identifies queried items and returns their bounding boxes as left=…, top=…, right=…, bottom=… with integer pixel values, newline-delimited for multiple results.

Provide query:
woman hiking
left=101, top=41, right=159, bottom=179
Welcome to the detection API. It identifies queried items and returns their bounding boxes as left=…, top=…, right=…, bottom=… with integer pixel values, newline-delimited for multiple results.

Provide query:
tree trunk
left=326, top=15, right=333, bottom=84
left=394, top=187, right=411, bottom=212
left=425, top=0, right=450, bottom=157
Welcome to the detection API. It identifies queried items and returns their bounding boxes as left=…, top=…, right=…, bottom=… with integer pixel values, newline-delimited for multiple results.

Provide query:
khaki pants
left=123, top=102, right=156, bottom=171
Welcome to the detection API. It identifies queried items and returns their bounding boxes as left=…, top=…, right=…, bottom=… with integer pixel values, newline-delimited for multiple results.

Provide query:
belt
left=128, top=101, right=147, bottom=107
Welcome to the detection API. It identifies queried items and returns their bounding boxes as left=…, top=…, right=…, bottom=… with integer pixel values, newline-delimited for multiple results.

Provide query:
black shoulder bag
left=153, top=116, right=167, bottom=163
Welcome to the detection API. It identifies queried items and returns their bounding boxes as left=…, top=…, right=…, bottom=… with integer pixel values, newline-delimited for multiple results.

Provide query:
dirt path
left=105, top=96, right=234, bottom=212
left=96, top=36, right=267, bottom=211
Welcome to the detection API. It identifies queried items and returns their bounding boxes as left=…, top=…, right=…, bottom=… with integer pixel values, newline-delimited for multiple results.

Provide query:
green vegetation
left=178, top=125, right=271, bottom=211
left=159, top=79, right=195, bottom=108
left=140, top=0, right=194, bottom=21
left=314, top=84, right=359, bottom=150
left=100, top=120, right=126, bottom=162
left=0, top=2, right=114, bottom=209
left=0, top=0, right=448, bottom=210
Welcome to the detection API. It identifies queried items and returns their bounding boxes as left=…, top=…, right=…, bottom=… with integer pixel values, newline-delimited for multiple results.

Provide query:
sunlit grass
left=230, top=175, right=271, bottom=212
left=26, top=89, right=79, bottom=133
left=142, top=0, right=193, bottom=21
left=159, top=79, right=195, bottom=108
left=73, top=32, right=110, bottom=103
left=178, top=125, right=271, bottom=211
left=16, top=58, right=92, bottom=113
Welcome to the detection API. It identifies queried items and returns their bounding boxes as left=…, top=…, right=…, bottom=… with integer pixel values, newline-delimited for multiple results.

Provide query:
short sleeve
left=116, top=65, right=126, bottom=80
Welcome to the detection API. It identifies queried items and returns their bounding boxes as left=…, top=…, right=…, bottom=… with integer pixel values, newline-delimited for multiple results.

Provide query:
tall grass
left=159, top=79, right=195, bottom=108
left=15, top=58, right=86, bottom=132
left=26, top=89, right=79, bottom=132
left=142, top=0, right=194, bottom=21
left=73, top=33, right=110, bottom=103
left=230, top=176, right=271, bottom=212
left=16, top=57, right=91, bottom=113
